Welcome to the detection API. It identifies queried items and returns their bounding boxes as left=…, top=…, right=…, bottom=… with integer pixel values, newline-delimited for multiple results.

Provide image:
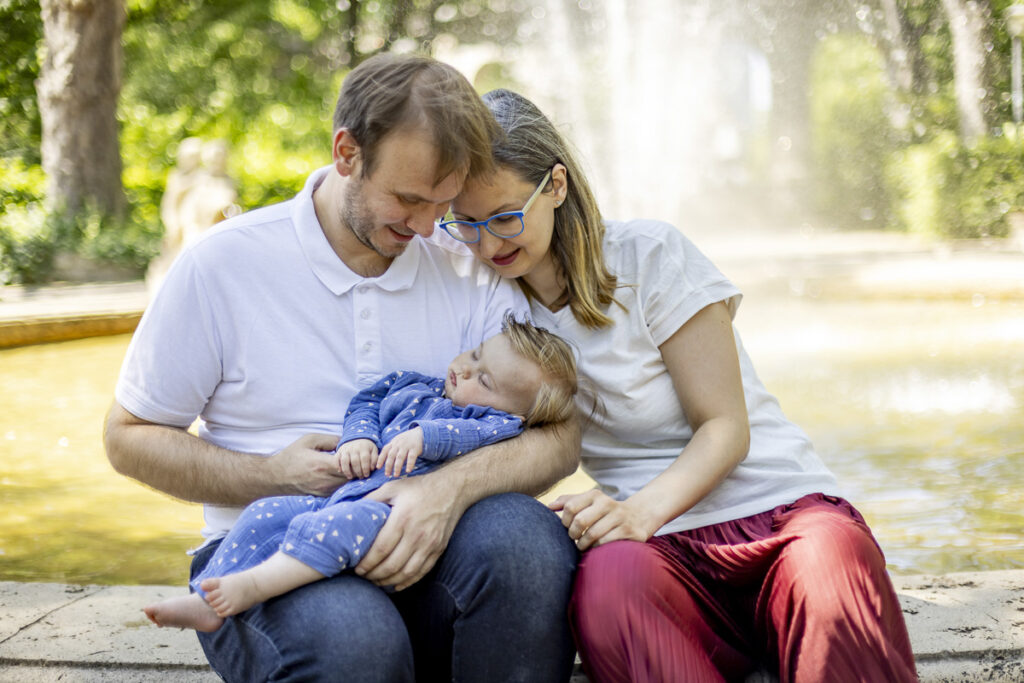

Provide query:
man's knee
left=456, top=493, right=577, bottom=581
left=201, top=575, right=414, bottom=682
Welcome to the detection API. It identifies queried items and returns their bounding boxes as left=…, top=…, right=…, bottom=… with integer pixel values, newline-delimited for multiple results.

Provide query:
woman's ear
left=333, top=129, right=361, bottom=177
left=550, top=163, right=569, bottom=206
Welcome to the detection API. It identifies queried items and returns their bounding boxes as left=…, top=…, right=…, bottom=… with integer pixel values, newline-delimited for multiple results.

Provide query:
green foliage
left=2, top=0, right=531, bottom=283
left=809, top=34, right=895, bottom=228
left=120, top=0, right=341, bottom=216
left=0, top=159, right=159, bottom=284
left=0, top=207, right=55, bottom=285
left=0, top=0, right=42, bottom=164
left=0, top=158, right=50, bottom=284
left=887, top=126, right=1024, bottom=239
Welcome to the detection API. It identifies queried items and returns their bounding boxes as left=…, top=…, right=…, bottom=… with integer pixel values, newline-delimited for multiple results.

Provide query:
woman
left=443, top=89, right=917, bottom=682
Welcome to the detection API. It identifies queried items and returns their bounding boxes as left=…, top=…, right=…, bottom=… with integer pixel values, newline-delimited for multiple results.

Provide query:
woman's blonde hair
left=501, top=312, right=578, bottom=426
left=483, top=90, right=617, bottom=329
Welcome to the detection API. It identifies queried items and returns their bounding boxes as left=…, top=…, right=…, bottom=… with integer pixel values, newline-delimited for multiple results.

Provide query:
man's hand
left=356, top=473, right=464, bottom=591
left=337, top=438, right=379, bottom=479
left=377, top=427, right=424, bottom=477
left=548, top=490, right=656, bottom=551
left=268, top=433, right=348, bottom=497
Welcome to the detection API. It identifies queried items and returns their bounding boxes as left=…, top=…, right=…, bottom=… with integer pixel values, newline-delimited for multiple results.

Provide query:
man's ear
left=333, top=129, right=361, bottom=178
left=550, top=163, right=569, bottom=205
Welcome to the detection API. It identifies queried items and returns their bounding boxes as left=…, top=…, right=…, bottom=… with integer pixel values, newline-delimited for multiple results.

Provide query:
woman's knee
left=572, top=540, right=677, bottom=628
left=771, top=509, right=893, bottom=626
left=782, top=508, right=886, bottom=581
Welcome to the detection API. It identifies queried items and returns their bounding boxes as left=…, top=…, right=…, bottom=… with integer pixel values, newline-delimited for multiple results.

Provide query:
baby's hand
left=377, top=427, right=424, bottom=477
left=337, top=439, right=379, bottom=479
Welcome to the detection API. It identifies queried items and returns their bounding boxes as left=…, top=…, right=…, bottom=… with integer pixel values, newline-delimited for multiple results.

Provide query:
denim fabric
left=192, top=492, right=578, bottom=682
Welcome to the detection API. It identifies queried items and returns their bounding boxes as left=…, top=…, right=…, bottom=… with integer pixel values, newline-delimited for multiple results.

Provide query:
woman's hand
left=548, top=490, right=657, bottom=551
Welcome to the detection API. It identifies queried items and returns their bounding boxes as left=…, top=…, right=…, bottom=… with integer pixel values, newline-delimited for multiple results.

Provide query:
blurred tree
left=36, top=0, right=126, bottom=217
left=858, top=0, right=1007, bottom=140
left=940, top=0, right=992, bottom=139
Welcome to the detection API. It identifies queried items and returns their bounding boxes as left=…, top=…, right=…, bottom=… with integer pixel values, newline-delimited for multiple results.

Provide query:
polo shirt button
left=362, top=342, right=372, bottom=352
left=360, top=308, right=371, bottom=320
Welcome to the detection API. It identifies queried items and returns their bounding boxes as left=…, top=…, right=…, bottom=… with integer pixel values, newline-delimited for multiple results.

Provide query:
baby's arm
left=377, top=428, right=423, bottom=477
left=377, top=409, right=522, bottom=478
left=337, top=372, right=400, bottom=477
left=410, top=409, right=524, bottom=464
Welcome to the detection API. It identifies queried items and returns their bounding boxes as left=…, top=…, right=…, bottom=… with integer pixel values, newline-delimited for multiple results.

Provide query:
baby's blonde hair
left=501, top=312, right=578, bottom=427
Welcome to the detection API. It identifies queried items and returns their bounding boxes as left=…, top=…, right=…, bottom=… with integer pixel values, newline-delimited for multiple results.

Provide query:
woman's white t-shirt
left=530, top=220, right=840, bottom=535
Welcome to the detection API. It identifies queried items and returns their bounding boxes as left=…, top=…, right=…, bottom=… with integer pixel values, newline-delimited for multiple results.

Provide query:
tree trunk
left=878, top=0, right=915, bottom=93
left=940, top=0, right=990, bottom=140
left=36, top=0, right=125, bottom=217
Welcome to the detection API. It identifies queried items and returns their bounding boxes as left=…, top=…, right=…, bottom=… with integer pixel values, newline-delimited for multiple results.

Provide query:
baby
left=144, top=313, right=577, bottom=632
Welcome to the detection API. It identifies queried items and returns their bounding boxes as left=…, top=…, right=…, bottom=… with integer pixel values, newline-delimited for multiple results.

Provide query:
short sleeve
left=629, top=222, right=742, bottom=347
left=115, top=249, right=223, bottom=427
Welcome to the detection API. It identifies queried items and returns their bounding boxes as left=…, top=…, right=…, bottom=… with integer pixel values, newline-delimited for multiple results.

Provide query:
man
left=105, top=53, right=580, bottom=682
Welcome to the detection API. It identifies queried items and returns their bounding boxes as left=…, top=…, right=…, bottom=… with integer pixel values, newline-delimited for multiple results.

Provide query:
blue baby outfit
left=191, top=371, right=524, bottom=593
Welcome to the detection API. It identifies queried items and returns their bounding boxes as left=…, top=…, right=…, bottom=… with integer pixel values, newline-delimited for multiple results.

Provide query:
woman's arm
left=551, top=300, right=750, bottom=549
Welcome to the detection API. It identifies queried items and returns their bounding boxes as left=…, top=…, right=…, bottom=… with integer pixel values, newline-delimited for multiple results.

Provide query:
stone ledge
left=0, top=281, right=147, bottom=348
left=0, top=570, right=1021, bottom=681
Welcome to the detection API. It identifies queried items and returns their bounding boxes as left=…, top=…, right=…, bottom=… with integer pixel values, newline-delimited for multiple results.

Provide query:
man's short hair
left=333, top=53, right=501, bottom=186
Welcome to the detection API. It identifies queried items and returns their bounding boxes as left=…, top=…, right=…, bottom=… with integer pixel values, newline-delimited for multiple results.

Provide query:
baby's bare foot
left=201, top=573, right=262, bottom=618
left=143, top=594, right=224, bottom=633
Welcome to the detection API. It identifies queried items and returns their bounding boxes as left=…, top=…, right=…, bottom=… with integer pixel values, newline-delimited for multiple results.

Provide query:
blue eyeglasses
left=439, top=169, right=552, bottom=243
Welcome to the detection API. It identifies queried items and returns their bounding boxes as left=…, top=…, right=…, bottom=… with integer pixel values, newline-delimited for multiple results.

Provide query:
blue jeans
left=192, top=492, right=578, bottom=682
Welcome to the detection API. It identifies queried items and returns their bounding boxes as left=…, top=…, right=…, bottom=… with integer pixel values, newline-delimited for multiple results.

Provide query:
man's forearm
left=432, top=417, right=581, bottom=510
left=104, top=402, right=285, bottom=505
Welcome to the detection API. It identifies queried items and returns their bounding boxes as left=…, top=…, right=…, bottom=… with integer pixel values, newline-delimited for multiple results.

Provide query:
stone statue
left=158, top=137, right=203, bottom=254
left=178, top=139, right=240, bottom=244
left=148, top=138, right=240, bottom=298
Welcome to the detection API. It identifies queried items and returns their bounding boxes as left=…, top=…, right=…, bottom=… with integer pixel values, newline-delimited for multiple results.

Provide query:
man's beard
left=339, top=176, right=406, bottom=260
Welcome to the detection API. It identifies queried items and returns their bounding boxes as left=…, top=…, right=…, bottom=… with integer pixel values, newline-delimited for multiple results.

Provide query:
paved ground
left=1, top=571, right=1022, bottom=681
left=2, top=225, right=1022, bottom=679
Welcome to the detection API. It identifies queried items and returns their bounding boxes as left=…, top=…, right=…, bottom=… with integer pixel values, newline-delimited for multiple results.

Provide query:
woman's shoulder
left=603, top=218, right=698, bottom=249
left=602, top=218, right=707, bottom=268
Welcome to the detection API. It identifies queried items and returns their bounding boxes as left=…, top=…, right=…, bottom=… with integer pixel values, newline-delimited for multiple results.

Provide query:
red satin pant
left=569, top=494, right=917, bottom=683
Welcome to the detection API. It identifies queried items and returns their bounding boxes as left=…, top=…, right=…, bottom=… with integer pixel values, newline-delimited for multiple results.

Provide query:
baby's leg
left=143, top=592, right=224, bottom=633
left=191, top=495, right=323, bottom=597
left=201, top=551, right=324, bottom=618
left=281, top=498, right=392, bottom=576
left=200, top=499, right=392, bottom=618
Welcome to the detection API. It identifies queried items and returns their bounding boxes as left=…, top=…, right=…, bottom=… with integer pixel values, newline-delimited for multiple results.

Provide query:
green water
left=0, top=335, right=202, bottom=586
left=1, top=294, right=1022, bottom=586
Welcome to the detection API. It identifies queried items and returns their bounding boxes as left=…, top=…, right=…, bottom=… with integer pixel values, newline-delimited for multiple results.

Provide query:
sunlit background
left=2, top=0, right=1023, bottom=586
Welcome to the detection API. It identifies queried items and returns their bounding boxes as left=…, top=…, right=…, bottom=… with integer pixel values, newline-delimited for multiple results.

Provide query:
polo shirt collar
left=292, top=166, right=422, bottom=295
